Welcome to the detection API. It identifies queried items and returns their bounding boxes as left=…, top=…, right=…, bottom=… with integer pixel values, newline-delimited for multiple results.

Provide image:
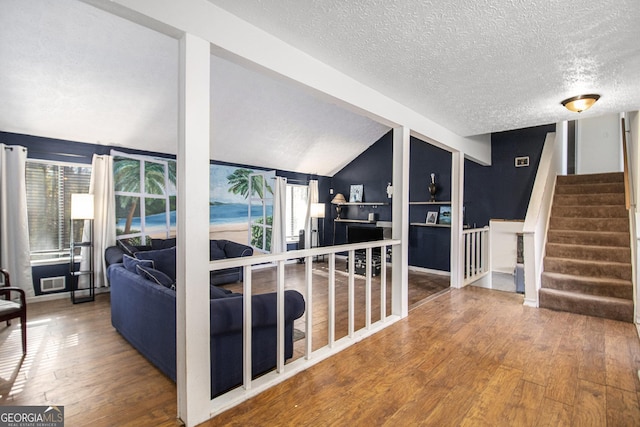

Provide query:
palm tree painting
left=226, top=168, right=273, bottom=199
left=114, top=157, right=176, bottom=239
left=210, top=165, right=274, bottom=250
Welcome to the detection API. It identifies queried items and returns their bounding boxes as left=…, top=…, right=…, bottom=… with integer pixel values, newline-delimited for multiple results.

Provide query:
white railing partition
left=462, top=227, right=490, bottom=285
left=208, top=240, right=400, bottom=416
left=522, top=131, right=560, bottom=307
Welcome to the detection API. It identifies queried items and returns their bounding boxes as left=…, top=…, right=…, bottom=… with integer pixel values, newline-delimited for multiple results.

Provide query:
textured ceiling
left=0, top=0, right=179, bottom=154
left=0, top=0, right=388, bottom=175
left=209, top=0, right=640, bottom=136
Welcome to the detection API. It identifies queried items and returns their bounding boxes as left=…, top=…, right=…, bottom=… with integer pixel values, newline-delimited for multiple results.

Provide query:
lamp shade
left=71, top=194, right=94, bottom=219
left=310, top=203, right=326, bottom=218
left=561, top=94, right=600, bottom=113
left=331, top=193, right=347, bottom=204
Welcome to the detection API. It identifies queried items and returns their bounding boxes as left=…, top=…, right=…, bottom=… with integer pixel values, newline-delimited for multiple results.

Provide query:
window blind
left=26, top=162, right=91, bottom=259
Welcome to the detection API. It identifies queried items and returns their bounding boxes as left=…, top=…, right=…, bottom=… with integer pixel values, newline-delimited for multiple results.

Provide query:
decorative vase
left=429, top=173, right=437, bottom=202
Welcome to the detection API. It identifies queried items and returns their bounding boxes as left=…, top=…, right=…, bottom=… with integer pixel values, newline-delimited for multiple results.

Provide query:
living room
left=2, top=1, right=640, bottom=426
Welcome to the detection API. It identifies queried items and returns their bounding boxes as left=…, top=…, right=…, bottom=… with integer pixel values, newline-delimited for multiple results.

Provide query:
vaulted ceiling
left=1, top=0, right=639, bottom=175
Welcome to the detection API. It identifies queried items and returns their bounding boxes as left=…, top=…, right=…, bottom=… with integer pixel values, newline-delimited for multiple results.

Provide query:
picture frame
left=438, top=205, right=452, bottom=225
left=426, top=211, right=438, bottom=224
left=349, top=184, right=363, bottom=203
left=515, top=156, right=530, bottom=167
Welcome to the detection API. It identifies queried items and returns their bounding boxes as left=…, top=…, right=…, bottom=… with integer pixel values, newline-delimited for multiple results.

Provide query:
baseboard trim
left=408, top=265, right=451, bottom=276
left=27, top=287, right=110, bottom=304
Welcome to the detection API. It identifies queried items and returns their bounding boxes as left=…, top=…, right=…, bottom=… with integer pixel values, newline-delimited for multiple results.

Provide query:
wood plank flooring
left=1, top=264, right=639, bottom=426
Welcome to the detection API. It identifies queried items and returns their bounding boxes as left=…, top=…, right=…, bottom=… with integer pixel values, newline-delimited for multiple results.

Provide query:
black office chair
left=0, top=269, right=27, bottom=354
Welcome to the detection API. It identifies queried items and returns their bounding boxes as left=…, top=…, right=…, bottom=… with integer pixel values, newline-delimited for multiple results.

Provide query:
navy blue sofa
left=104, top=238, right=254, bottom=286
left=108, top=262, right=305, bottom=397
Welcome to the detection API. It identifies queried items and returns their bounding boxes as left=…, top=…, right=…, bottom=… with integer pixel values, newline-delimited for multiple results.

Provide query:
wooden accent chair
left=0, top=269, right=27, bottom=354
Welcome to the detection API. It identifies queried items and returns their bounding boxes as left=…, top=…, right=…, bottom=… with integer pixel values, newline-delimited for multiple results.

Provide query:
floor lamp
left=70, top=193, right=95, bottom=303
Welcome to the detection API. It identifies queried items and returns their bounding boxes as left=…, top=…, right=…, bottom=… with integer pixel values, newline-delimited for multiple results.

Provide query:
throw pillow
left=134, top=246, right=176, bottom=281
left=136, top=264, right=175, bottom=290
left=209, top=240, right=226, bottom=261
left=116, top=239, right=137, bottom=257
left=122, top=255, right=154, bottom=274
left=151, top=237, right=177, bottom=250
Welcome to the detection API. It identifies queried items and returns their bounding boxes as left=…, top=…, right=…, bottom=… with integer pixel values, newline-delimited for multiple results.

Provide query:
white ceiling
left=209, top=0, right=640, bottom=136
left=2, top=0, right=640, bottom=175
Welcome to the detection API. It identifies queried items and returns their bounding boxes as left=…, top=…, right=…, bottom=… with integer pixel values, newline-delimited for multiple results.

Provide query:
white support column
left=328, top=253, right=336, bottom=347
left=176, top=33, right=211, bottom=427
left=450, top=151, right=465, bottom=288
left=392, top=126, right=409, bottom=318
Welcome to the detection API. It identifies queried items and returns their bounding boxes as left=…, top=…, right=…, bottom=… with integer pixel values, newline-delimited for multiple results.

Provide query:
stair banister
left=522, top=131, right=561, bottom=307
left=622, top=117, right=632, bottom=210
left=621, top=115, right=639, bottom=325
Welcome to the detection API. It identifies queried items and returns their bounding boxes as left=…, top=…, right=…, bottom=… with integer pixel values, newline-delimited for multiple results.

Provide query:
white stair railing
left=522, top=132, right=559, bottom=307
left=462, top=226, right=490, bottom=285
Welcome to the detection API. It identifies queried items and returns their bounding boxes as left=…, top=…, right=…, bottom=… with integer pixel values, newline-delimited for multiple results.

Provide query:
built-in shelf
left=409, top=201, right=451, bottom=205
left=335, top=218, right=376, bottom=224
left=336, top=202, right=389, bottom=207
left=410, top=222, right=451, bottom=228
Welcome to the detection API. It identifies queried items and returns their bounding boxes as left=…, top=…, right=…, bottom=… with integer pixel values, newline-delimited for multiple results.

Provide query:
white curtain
left=304, top=179, right=319, bottom=250
left=271, top=176, right=287, bottom=254
left=81, top=154, right=115, bottom=288
left=0, top=144, right=34, bottom=297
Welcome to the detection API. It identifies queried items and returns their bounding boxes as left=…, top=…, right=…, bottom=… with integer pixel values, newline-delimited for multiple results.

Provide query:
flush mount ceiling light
left=561, top=94, right=601, bottom=113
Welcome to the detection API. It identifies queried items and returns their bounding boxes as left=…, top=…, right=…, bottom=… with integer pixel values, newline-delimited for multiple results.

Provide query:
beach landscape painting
left=209, top=165, right=274, bottom=247
left=114, top=155, right=273, bottom=248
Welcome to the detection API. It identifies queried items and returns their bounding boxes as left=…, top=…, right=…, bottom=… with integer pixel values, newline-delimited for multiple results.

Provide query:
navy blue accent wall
left=330, top=131, right=393, bottom=246
left=409, top=138, right=452, bottom=271
left=464, top=124, right=554, bottom=228
left=332, top=125, right=553, bottom=273
left=0, top=131, right=173, bottom=163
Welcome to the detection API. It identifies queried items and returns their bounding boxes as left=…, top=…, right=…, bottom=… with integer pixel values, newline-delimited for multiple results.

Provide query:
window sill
left=31, top=257, right=74, bottom=267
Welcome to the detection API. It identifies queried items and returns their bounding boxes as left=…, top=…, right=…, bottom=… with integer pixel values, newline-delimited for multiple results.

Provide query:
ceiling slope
left=0, top=0, right=389, bottom=176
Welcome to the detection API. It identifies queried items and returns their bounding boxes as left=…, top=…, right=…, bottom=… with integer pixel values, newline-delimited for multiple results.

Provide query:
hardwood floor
left=1, top=265, right=639, bottom=426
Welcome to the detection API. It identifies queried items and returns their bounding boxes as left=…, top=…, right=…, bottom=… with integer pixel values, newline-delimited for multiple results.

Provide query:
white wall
left=576, top=113, right=622, bottom=174
left=490, top=220, right=524, bottom=275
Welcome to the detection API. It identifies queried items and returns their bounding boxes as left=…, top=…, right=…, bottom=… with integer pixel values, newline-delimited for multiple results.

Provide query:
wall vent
left=40, top=276, right=66, bottom=292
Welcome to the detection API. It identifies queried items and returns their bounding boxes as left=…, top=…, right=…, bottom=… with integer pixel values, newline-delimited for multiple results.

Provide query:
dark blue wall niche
left=409, top=138, right=452, bottom=271
left=331, top=131, right=393, bottom=245
left=464, top=124, right=554, bottom=228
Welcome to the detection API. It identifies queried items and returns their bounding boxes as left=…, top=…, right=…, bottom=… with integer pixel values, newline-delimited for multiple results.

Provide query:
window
left=26, top=161, right=92, bottom=261
left=286, top=184, right=308, bottom=243
left=113, top=152, right=176, bottom=245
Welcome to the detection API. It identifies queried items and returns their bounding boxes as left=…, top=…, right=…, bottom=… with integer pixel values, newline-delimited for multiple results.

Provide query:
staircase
left=539, top=172, right=634, bottom=322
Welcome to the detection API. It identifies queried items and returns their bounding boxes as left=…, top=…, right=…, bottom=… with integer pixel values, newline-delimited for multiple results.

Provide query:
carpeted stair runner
left=539, top=172, right=634, bottom=322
